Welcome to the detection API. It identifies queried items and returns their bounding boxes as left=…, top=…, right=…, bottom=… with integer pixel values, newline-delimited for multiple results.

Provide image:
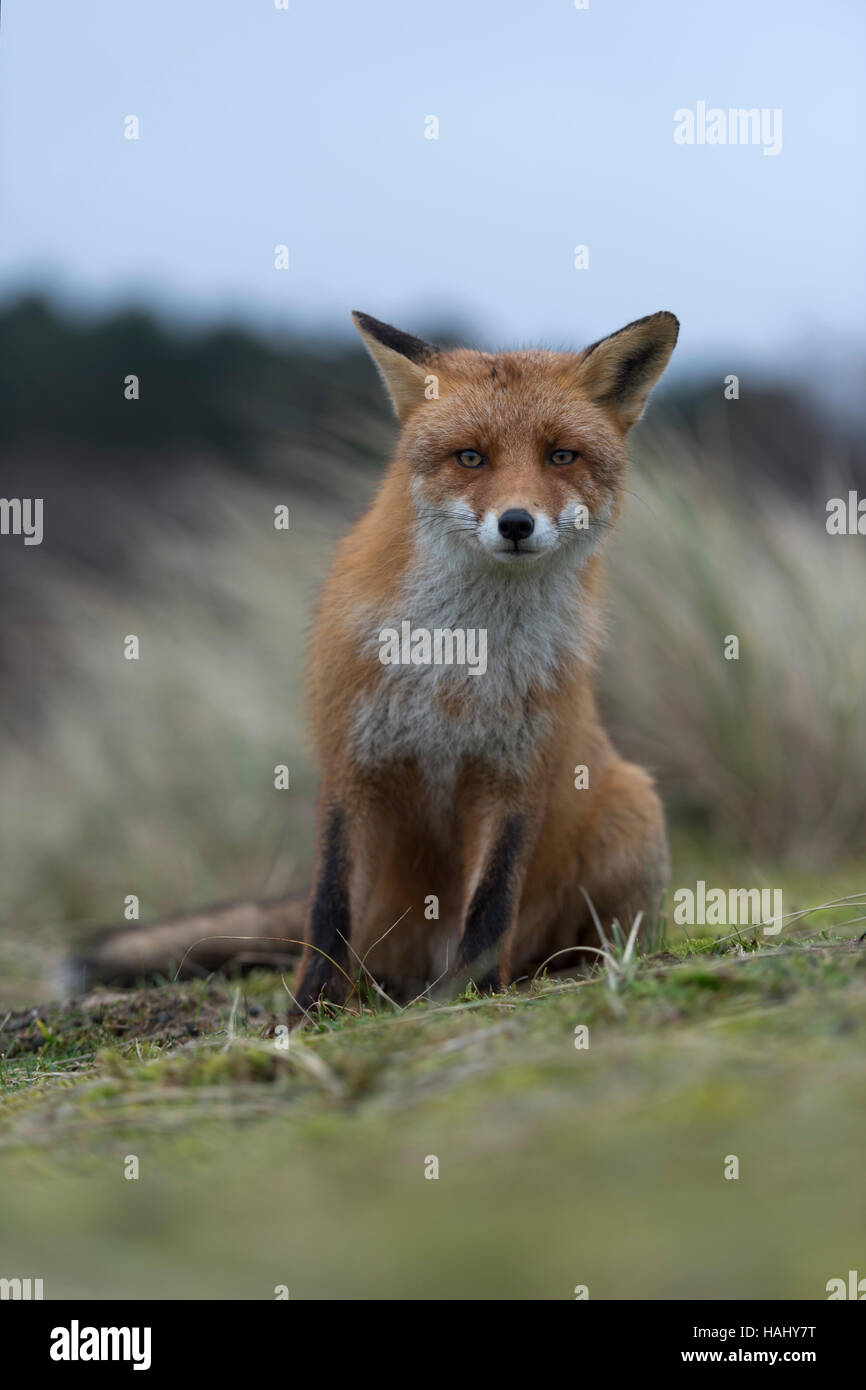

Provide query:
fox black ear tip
left=649, top=310, right=679, bottom=345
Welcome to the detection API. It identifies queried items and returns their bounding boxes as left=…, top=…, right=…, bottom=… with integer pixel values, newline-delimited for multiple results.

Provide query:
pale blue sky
left=1, top=0, right=864, bottom=402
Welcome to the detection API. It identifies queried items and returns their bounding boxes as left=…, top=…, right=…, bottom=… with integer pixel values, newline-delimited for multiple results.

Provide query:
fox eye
left=456, top=449, right=486, bottom=469
left=549, top=449, right=579, bottom=466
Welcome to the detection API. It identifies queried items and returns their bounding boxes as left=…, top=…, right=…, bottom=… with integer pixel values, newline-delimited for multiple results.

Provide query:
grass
left=1, top=885, right=865, bottom=1299
left=602, top=427, right=866, bottom=865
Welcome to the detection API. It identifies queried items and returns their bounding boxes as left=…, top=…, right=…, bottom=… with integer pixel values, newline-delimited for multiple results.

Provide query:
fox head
left=353, top=309, right=678, bottom=569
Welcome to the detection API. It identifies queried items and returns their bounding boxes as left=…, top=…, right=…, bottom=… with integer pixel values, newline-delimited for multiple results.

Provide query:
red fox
left=76, top=310, right=678, bottom=1013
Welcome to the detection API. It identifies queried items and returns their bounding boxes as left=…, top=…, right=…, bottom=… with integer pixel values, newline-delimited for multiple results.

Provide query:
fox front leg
left=291, top=805, right=352, bottom=1019
left=451, top=813, right=527, bottom=994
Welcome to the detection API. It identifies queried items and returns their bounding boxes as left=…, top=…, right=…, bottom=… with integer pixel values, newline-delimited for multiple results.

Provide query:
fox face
left=353, top=311, right=679, bottom=573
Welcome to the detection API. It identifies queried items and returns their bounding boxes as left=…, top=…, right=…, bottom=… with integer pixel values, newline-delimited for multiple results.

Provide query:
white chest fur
left=349, top=536, right=596, bottom=787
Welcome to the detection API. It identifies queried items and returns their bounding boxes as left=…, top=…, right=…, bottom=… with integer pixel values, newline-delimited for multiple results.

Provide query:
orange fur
left=294, top=310, right=678, bottom=1008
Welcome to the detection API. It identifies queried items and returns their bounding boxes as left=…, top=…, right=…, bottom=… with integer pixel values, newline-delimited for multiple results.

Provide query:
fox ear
left=352, top=311, right=437, bottom=420
left=576, top=312, right=679, bottom=430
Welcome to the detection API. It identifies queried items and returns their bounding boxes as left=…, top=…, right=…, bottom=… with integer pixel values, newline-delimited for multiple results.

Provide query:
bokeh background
left=0, top=0, right=865, bottom=1301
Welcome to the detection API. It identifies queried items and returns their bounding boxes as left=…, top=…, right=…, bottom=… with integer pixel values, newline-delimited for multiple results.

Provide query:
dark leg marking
left=456, top=815, right=525, bottom=988
left=293, top=807, right=350, bottom=1012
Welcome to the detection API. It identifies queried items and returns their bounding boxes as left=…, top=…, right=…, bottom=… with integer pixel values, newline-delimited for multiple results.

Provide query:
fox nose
left=498, top=508, right=535, bottom=543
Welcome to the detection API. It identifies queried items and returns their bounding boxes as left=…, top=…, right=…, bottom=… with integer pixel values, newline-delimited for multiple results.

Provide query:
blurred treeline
left=3, top=293, right=865, bottom=500
left=0, top=294, right=384, bottom=466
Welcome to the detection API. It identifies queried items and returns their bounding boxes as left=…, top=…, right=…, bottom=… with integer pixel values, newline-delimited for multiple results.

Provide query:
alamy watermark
left=50, top=1321, right=151, bottom=1370
left=674, top=102, right=782, bottom=157
left=827, top=1269, right=866, bottom=1299
left=826, top=491, right=866, bottom=535
left=378, top=621, right=487, bottom=676
left=0, top=1276, right=44, bottom=1299
left=673, top=880, right=783, bottom=936
left=0, top=498, right=43, bottom=545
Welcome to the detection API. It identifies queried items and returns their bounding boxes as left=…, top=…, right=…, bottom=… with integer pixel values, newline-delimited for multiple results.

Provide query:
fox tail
left=66, top=894, right=307, bottom=994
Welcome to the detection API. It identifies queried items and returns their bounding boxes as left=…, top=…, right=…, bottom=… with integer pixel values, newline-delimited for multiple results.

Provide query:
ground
left=1, top=844, right=864, bottom=1301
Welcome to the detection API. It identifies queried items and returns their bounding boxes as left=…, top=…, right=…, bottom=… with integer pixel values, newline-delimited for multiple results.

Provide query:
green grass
left=2, top=890, right=865, bottom=1299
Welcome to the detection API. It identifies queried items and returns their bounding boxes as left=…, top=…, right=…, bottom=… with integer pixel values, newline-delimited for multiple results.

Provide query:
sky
left=1, top=0, right=864, bottom=403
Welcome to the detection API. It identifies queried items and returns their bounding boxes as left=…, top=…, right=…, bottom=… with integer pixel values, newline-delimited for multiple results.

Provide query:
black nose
left=498, top=508, right=535, bottom=543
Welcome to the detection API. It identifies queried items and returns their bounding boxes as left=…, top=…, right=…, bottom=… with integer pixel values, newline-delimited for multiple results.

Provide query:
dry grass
left=603, top=426, right=866, bottom=865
